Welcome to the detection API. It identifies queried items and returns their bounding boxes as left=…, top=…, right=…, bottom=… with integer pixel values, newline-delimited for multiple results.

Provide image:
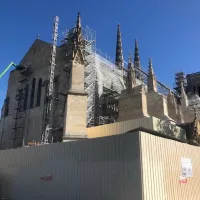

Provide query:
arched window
left=36, top=79, right=42, bottom=106
left=30, top=78, right=36, bottom=108
left=24, top=84, right=29, bottom=110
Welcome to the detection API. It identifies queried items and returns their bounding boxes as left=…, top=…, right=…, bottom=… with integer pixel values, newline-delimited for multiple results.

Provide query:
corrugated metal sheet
left=1, top=127, right=199, bottom=200
left=0, top=132, right=142, bottom=200
left=140, top=131, right=200, bottom=200
left=87, top=117, right=154, bottom=138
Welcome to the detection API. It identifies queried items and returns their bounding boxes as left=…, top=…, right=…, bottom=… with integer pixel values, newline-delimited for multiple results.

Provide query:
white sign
left=181, top=157, right=193, bottom=178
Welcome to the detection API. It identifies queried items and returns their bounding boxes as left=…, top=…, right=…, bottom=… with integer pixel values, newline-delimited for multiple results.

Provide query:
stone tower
left=63, top=13, right=88, bottom=141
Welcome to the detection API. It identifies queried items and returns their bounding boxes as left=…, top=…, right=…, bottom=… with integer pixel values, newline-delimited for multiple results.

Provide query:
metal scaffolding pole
left=42, top=16, right=59, bottom=144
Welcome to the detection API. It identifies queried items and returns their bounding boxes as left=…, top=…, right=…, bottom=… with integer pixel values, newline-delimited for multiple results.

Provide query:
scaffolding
left=60, top=25, right=122, bottom=126
left=59, top=23, right=180, bottom=127
left=94, top=53, right=126, bottom=124
left=95, top=53, right=125, bottom=94
left=82, top=26, right=96, bottom=127
left=81, top=26, right=179, bottom=126
left=131, top=66, right=179, bottom=97
left=174, top=72, right=187, bottom=95
left=42, top=16, right=59, bottom=144
left=11, top=65, right=32, bottom=148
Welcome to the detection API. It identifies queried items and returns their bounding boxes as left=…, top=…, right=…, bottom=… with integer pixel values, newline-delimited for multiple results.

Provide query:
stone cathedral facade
left=0, top=13, right=198, bottom=150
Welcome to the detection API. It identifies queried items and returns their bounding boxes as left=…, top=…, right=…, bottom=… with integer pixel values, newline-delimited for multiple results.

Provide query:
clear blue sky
left=0, top=0, right=200, bottom=109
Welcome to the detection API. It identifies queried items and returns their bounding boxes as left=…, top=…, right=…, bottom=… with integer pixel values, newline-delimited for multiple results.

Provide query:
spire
left=74, top=12, right=83, bottom=50
left=134, top=39, right=141, bottom=69
left=75, top=12, right=81, bottom=32
left=147, top=58, right=157, bottom=92
left=134, top=39, right=142, bottom=80
left=115, top=24, right=124, bottom=70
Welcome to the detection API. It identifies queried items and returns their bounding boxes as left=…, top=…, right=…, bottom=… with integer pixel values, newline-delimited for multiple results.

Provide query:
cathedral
left=0, top=13, right=199, bottom=150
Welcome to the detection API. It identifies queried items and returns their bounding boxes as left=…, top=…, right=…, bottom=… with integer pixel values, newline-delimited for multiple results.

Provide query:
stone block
left=63, top=92, right=87, bottom=140
left=118, top=85, right=149, bottom=121
left=147, top=91, right=170, bottom=120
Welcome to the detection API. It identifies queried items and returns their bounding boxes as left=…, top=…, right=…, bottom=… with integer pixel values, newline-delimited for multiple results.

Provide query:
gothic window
left=4, top=97, right=9, bottom=116
left=30, top=78, right=36, bottom=108
left=36, top=79, right=42, bottom=107
left=24, top=84, right=29, bottom=110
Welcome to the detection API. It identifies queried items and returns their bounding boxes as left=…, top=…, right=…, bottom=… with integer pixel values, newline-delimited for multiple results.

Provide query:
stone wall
left=0, top=39, right=70, bottom=149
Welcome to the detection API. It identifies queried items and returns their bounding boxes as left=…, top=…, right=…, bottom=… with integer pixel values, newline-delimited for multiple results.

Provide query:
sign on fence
left=181, top=157, right=193, bottom=178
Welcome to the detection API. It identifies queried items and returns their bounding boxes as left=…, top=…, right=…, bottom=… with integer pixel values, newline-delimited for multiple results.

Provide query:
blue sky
left=0, top=0, right=200, bottom=108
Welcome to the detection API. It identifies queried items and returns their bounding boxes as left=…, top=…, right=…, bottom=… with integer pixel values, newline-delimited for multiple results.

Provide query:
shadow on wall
left=0, top=175, right=12, bottom=200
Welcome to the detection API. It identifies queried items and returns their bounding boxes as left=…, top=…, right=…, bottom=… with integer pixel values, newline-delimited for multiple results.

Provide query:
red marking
left=41, top=175, right=52, bottom=181
left=179, top=179, right=187, bottom=184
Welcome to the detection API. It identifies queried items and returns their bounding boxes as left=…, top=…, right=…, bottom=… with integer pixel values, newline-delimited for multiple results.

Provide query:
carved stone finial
left=128, top=51, right=132, bottom=64
left=148, top=58, right=154, bottom=74
left=147, top=58, right=157, bottom=92
left=180, top=81, right=187, bottom=98
left=76, top=12, right=81, bottom=30
left=73, top=13, right=84, bottom=54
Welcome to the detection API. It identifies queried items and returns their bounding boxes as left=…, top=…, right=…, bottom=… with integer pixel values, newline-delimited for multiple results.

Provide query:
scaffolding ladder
left=41, top=16, right=59, bottom=144
left=10, top=65, right=32, bottom=148
left=82, top=26, right=96, bottom=127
